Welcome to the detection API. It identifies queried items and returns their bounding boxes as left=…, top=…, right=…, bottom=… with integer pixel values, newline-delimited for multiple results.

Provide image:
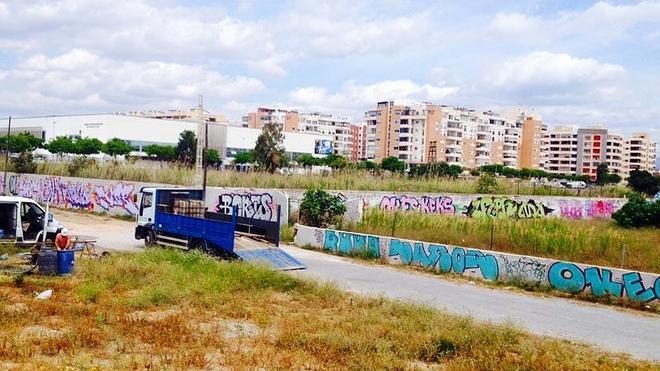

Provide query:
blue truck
left=134, top=187, right=304, bottom=270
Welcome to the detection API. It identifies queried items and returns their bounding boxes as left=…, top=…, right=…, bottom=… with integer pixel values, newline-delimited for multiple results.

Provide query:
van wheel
left=144, top=230, right=156, bottom=247
left=191, top=240, right=213, bottom=255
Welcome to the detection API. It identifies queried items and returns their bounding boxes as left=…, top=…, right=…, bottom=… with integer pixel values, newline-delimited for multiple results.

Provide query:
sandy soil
left=54, top=210, right=143, bottom=252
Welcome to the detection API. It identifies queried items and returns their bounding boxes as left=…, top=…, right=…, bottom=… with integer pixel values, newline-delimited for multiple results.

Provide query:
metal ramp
left=234, top=248, right=306, bottom=271
left=234, top=235, right=306, bottom=271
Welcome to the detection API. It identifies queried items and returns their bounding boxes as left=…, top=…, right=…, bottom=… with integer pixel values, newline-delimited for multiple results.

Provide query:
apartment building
left=518, top=118, right=547, bottom=169
left=242, top=107, right=364, bottom=158
left=542, top=126, right=579, bottom=175
left=606, top=133, right=625, bottom=175
left=543, top=126, right=656, bottom=179
left=624, top=133, right=657, bottom=176
left=242, top=107, right=299, bottom=132
left=364, top=101, right=428, bottom=163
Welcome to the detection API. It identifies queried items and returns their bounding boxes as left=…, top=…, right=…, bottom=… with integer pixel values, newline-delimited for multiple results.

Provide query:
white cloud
left=0, top=0, right=282, bottom=72
left=0, top=49, right=265, bottom=114
left=488, top=1, right=660, bottom=45
left=490, top=51, right=626, bottom=102
left=289, top=80, right=459, bottom=116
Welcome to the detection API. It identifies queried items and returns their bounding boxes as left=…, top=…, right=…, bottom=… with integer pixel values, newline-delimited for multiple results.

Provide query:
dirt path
left=55, top=210, right=143, bottom=252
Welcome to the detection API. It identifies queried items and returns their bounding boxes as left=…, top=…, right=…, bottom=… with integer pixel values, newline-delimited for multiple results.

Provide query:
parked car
left=0, top=196, right=64, bottom=245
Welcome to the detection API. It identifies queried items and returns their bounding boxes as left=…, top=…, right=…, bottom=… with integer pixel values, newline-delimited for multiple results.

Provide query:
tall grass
left=6, top=161, right=628, bottom=197
left=342, top=209, right=660, bottom=273
left=0, top=249, right=654, bottom=369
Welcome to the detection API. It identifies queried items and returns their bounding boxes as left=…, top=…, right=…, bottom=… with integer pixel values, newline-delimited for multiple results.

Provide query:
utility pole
left=194, top=95, right=204, bottom=187
left=2, top=116, right=11, bottom=196
left=202, top=118, right=209, bottom=200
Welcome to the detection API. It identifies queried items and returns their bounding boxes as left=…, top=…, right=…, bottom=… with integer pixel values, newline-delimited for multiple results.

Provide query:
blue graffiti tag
left=549, top=262, right=659, bottom=302
left=323, top=230, right=380, bottom=257
left=388, top=240, right=498, bottom=280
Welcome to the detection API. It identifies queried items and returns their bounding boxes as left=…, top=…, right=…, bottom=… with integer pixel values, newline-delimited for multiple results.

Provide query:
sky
left=0, top=0, right=659, bottom=142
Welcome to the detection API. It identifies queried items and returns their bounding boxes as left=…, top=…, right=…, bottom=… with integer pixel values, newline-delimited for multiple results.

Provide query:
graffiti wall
left=295, top=225, right=660, bottom=303
left=205, top=188, right=289, bottom=224
left=326, top=191, right=627, bottom=220
left=1, top=173, right=144, bottom=216
left=0, top=173, right=290, bottom=223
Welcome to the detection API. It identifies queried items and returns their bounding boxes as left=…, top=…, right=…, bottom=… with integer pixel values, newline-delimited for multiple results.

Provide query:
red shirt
left=55, top=234, right=71, bottom=250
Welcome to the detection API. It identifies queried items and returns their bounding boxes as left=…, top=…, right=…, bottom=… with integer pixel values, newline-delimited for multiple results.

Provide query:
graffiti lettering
left=323, top=230, right=380, bottom=257
left=388, top=240, right=498, bottom=280
left=548, top=262, right=659, bottom=302
left=586, top=200, right=615, bottom=218
left=465, top=196, right=553, bottom=219
left=215, top=193, right=275, bottom=221
left=94, top=182, right=139, bottom=215
left=380, top=195, right=455, bottom=214
left=502, top=256, right=546, bottom=281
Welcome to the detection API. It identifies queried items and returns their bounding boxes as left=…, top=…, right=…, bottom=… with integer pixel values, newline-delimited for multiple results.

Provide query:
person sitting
left=55, top=228, right=72, bottom=250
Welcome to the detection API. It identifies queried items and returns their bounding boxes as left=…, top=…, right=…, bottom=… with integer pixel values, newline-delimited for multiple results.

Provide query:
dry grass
left=342, top=209, right=660, bottom=273
left=18, top=161, right=628, bottom=197
left=0, top=249, right=654, bottom=369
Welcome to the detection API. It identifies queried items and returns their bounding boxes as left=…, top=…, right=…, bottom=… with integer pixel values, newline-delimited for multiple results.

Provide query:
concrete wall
left=294, top=224, right=660, bottom=303
left=0, top=173, right=290, bottom=224
left=0, top=173, right=627, bottom=224
left=286, top=189, right=627, bottom=221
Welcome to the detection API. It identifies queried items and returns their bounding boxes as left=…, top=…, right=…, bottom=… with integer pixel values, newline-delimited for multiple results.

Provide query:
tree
left=323, top=154, right=348, bottom=169
left=299, top=187, right=347, bottom=227
left=206, top=148, right=220, bottom=166
left=358, top=160, right=379, bottom=171
left=233, top=150, right=255, bottom=165
left=0, top=132, right=43, bottom=153
left=627, top=170, right=660, bottom=197
left=612, top=193, right=660, bottom=228
left=145, top=144, right=176, bottom=161
left=380, top=156, right=405, bottom=173
left=297, top=154, right=320, bottom=167
left=74, top=137, right=103, bottom=155
left=176, top=130, right=197, bottom=165
left=103, top=138, right=132, bottom=157
left=46, top=136, right=75, bottom=155
left=595, top=163, right=622, bottom=185
left=254, top=123, right=285, bottom=173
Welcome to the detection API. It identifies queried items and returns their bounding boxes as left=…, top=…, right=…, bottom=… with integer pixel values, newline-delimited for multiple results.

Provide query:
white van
left=0, top=196, right=64, bottom=245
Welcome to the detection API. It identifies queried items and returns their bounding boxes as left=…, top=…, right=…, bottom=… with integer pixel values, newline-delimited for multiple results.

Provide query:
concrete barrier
left=294, top=224, right=660, bottom=303
left=0, top=173, right=290, bottom=224
left=1, top=173, right=627, bottom=223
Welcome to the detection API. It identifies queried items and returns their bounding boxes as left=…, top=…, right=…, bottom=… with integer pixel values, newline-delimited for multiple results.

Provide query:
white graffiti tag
left=215, top=193, right=275, bottom=221
left=94, top=182, right=139, bottom=215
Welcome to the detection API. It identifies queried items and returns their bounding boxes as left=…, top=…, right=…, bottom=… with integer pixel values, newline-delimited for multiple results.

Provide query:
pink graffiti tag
left=587, top=200, right=615, bottom=218
left=94, top=182, right=139, bottom=215
left=380, top=195, right=455, bottom=214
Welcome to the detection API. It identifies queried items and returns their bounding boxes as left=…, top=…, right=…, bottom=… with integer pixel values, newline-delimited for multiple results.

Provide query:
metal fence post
left=391, top=211, right=398, bottom=237
left=621, top=245, right=627, bottom=269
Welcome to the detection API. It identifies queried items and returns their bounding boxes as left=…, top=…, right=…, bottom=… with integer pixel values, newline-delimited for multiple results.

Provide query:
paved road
left=57, top=210, right=660, bottom=361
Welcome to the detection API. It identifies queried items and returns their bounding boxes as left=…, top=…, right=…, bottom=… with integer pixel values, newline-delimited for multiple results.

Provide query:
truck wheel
left=191, top=240, right=213, bottom=255
left=144, top=230, right=157, bottom=247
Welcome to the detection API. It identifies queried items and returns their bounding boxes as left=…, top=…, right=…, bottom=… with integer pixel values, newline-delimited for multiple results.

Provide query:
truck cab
left=0, top=196, right=64, bottom=245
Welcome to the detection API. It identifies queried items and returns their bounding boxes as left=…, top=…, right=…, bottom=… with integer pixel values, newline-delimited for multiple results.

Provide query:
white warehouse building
left=0, top=114, right=333, bottom=163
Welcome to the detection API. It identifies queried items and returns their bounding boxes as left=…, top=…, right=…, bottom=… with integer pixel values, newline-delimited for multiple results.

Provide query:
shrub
left=612, top=193, right=660, bottom=228
left=11, top=151, right=37, bottom=173
left=68, top=156, right=96, bottom=177
left=299, top=187, right=347, bottom=227
left=626, top=170, right=659, bottom=197
left=476, top=173, right=500, bottom=194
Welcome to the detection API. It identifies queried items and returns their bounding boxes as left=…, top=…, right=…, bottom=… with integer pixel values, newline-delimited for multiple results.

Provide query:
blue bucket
left=57, top=250, right=75, bottom=275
